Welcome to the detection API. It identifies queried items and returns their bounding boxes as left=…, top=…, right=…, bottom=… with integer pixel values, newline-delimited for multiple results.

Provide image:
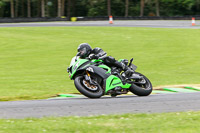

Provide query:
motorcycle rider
left=76, top=43, right=134, bottom=78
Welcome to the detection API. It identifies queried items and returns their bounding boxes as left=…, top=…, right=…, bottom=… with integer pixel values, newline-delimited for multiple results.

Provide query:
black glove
left=89, top=54, right=98, bottom=60
left=67, top=67, right=71, bottom=73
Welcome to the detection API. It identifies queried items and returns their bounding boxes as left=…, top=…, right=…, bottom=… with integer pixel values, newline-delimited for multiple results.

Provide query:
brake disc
left=83, top=79, right=98, bottom=91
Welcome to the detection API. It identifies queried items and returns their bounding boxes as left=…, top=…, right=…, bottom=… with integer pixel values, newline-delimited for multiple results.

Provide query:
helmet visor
left=78, top=47, right=87, bottom=57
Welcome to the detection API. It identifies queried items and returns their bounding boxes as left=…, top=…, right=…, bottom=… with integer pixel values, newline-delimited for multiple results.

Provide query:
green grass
left=0, top=111, right=200, bottom=133
left=0, top=27, right=200, bottom=101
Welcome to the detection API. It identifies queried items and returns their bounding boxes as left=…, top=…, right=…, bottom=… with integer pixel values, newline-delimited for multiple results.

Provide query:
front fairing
left=68, top=56, right=112, bottom=80
left=70, top=58, right=89, bottom=79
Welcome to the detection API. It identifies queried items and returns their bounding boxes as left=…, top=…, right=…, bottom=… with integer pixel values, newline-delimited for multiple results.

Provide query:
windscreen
left=69, top=56, right=79, bottom=67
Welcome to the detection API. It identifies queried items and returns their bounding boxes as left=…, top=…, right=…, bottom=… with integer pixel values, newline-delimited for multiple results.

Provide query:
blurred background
left=0, top=0, right=200, bottom=20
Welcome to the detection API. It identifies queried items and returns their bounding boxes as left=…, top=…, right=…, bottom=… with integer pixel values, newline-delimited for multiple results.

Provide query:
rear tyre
left=74, top=76, right=103, bottom=98
left=129, top=72, right=152, bottom=96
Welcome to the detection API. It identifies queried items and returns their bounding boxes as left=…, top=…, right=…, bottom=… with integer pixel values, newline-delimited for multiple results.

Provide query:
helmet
left=77, top=43, right=92, bottom=58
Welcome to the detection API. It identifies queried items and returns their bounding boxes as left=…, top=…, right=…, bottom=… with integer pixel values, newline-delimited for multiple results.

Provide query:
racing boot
left=117, top=61, right=134, bottom=77
left=114, top=60, right=134, bottom=77
left=123, top=65, right=134, bottom=77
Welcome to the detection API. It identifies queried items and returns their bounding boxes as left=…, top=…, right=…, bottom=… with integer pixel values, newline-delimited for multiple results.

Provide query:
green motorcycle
left=67, top=56, right=152, bottom=98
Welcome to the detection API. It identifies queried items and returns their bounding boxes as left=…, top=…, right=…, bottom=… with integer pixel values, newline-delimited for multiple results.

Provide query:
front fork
left=84, top=71, right=98, bottom=86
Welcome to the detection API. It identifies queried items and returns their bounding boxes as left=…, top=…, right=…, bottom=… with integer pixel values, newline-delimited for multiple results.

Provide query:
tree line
left=0, top=0, right=200, bottom=19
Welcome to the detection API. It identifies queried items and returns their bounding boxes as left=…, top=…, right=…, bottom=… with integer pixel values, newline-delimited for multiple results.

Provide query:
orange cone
left=192, top=17, right=196, bottom=26
left=109, top=16, right=113, bottom=24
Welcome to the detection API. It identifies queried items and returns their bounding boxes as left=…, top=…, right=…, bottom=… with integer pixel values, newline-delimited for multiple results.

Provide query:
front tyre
left=74, top=76, right=104, bottom=98
left=129, top=72, right=152, bottom=96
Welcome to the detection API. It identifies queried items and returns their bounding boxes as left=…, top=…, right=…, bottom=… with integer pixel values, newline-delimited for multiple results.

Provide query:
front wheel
left=129, top=72, right=152, bottom=96
left=74, top=76, right=104, bottom=98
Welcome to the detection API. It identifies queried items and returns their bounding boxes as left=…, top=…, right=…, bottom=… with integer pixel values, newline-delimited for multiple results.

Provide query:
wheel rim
left=82, top=79, right=98, bottom=91
left=136, top=77, right=151, bottom=90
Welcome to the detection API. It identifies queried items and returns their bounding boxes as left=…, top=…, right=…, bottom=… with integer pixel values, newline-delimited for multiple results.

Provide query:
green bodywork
left=98, top=65, right=111, bottom=74
left=91, top=59, right=111, bottom=74
left=104, top=58, right=132, bottom=93
left=70, top=58, right=88, bottom=79
left=105, top=75, right=123, bottom=92
left=91, top=59, right=103, bottom=63
left=70, top=58, right=131, bottom=94
left=105, top=75, right=131, bottom=93
left=118, top=59, right=124, bottom=62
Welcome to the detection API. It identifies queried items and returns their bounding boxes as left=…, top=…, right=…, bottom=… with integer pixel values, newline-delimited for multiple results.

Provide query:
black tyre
left=74, top=76, right=104, bottom=98
left=129, top=72, right=152, bottom=96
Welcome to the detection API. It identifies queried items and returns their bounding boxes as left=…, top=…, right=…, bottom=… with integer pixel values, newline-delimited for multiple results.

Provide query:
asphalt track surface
left=0, top=20, right=200, bottom=28
left=0, top=92, right=200, bottom=119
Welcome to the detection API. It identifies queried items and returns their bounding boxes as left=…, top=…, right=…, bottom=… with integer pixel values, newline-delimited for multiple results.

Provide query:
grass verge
left=0, top=111, right=200, bottom=133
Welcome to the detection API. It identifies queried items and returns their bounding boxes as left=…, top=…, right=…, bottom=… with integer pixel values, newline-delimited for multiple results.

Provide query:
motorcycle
left=67, top=55, right=152, bottom=98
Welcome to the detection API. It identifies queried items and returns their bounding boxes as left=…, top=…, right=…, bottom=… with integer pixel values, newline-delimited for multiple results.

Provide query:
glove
left=89, top=54, right=98, bottom=60
left=67, top=67, right=70, bottom=73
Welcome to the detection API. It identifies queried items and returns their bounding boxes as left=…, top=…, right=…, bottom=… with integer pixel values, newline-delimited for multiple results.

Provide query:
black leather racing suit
left=89, top=47, right=127, bottom=71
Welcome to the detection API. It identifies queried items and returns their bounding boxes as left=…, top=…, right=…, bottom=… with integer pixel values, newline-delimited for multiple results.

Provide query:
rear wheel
left=129, top=72, right=152, bottom=96
left=74, top=75, right=103, bottom=98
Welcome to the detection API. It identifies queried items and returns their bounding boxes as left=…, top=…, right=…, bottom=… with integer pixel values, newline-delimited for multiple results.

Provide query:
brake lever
left=128, top=58, right=133, bottom=67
